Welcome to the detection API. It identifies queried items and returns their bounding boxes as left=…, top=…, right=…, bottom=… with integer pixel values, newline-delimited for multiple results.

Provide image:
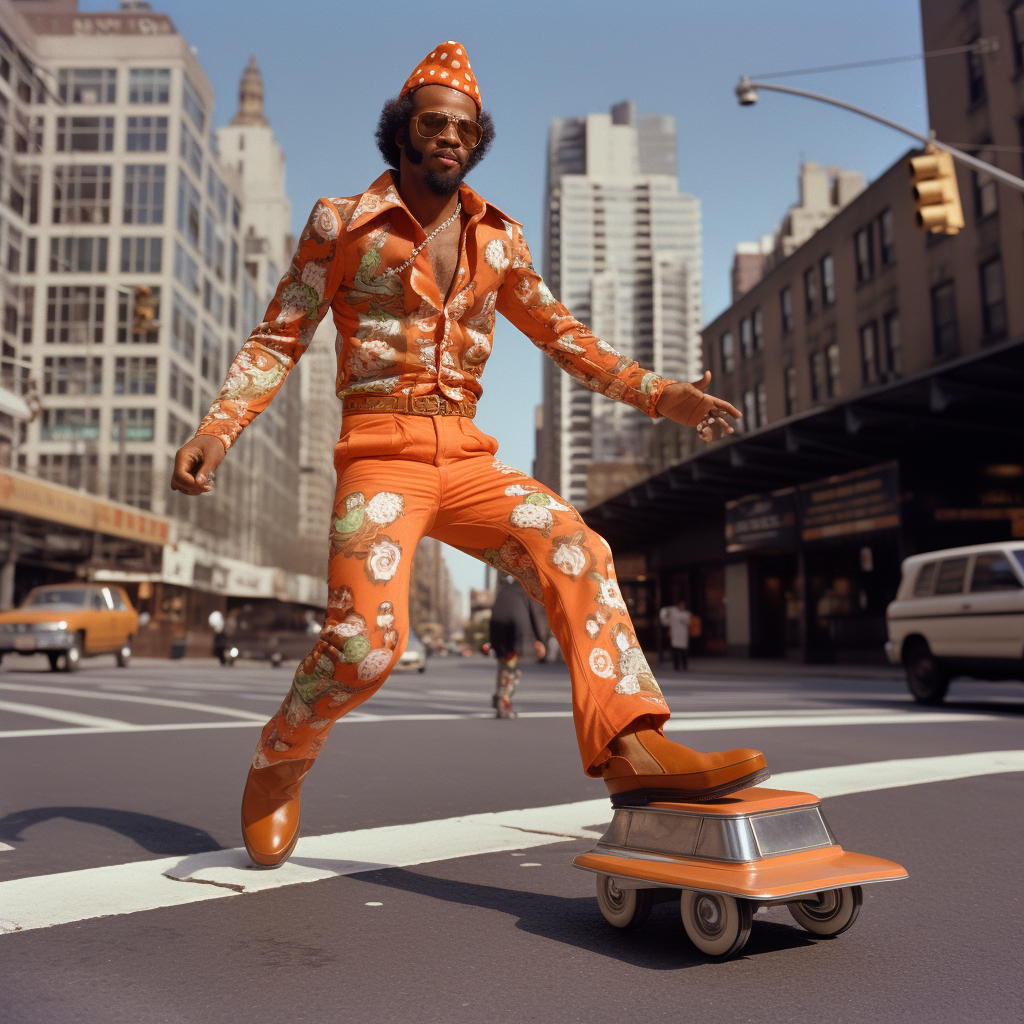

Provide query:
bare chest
left=427, top=224, right=462, bottom=302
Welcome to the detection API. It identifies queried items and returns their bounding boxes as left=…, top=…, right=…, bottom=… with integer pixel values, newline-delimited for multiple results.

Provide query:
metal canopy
left=583, top=335, right=1024, bottom=548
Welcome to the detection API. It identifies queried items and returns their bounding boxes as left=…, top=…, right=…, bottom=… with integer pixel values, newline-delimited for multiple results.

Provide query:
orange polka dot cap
left=400, top=41, right=481, bottom=110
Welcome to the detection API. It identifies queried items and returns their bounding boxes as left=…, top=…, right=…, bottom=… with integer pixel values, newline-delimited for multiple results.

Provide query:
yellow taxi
left=0, top=583, right=139, bottom=672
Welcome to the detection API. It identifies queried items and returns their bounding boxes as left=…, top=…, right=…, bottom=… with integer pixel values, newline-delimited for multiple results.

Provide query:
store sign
left=26, top=14, right=174, bottom=35
left=725, top=489, right=798, bottom=553
left=798, top=462, right=900, bottom=542
left=0, top=469, right=169, bottom=545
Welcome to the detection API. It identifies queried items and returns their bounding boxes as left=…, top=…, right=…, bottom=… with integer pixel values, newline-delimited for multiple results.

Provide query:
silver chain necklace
left=384, top=201, right=462, bottom=278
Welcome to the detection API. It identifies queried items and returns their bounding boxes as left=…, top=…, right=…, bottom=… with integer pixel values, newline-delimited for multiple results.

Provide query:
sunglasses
left=410, top=111, right=483, bottom=150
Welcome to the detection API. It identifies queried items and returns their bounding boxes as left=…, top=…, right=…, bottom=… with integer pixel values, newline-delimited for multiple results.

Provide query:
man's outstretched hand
left=655, top=372, right=742, bottom=441
left=171, top=434, right=227, bottom=496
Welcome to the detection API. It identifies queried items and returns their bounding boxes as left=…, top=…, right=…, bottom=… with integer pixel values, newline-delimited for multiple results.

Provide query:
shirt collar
left=345, top=170, right=515, bottom=234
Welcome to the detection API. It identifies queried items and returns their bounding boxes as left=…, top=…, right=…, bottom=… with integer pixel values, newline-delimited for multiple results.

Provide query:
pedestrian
left=660, top=599, right=693, bottom=672
left=171, top=41, right=767, bottom=869
left=489, top=574, right=548, bottom=718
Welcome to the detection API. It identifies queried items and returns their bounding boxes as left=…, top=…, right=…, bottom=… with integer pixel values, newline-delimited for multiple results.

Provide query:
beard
left=402, top=139, right=465, bottom=196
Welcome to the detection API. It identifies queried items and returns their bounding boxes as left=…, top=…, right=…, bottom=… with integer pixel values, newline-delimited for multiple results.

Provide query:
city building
left=408, top=536, right=462, bottom=643
left=0, top=0, right=328, bottom=643
left=731, top=161, right=865, bottom=302
left=581, top=0, right=1023, bottom=664
left=534, top=100, right=702, bottom=509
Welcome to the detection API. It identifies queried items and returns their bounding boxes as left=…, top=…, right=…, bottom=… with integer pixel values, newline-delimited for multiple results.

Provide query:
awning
left=583, top=335, right=1024, bottom=548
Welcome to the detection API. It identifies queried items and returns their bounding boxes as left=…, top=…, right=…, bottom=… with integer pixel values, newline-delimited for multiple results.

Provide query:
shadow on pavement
left=344, top=867, right=816, bottom=968
left=0, top=807, right=223, bottom=855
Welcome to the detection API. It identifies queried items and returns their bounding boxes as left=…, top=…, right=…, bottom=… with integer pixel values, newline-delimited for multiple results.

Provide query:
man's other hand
left=171, top=434, right=227, bottom=496
left=534, top=640, right=547, bottom=660
left=655, top=372, right=742, bottom=438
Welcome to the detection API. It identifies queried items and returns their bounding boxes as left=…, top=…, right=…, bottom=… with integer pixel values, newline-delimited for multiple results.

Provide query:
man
left=489, top=573, right=548, bottom=718
left=172, top=42, right=769, bottom=869
left=660, top=599, right=693, bottom=672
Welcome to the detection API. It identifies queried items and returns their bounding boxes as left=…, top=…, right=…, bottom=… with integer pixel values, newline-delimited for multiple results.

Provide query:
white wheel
left=595, top=874, right=655, bottom=930
left=788, top=886, right=862, bottom=936
left=680, top=890, right=752, bottom=957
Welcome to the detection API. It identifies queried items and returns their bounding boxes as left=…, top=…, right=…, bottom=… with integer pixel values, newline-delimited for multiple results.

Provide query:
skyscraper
left=534, top=101, right=701, bottom=508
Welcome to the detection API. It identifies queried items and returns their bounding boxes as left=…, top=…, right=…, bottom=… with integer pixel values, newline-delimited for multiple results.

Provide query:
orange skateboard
left=573, top=787, right=908, bottom=958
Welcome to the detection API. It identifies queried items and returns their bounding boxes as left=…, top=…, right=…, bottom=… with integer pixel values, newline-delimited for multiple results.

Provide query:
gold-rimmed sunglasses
left=410, top=110, right=483, bottom=150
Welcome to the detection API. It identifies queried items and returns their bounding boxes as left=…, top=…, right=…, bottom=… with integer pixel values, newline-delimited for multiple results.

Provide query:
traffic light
left=132, top=286, right=156, bottom=334
left=909, top=146, right=964, bottom=235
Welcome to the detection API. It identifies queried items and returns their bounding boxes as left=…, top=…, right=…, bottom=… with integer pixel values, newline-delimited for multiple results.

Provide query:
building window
left=117, top=286, right=160, bottom=344
left=232, top=199, right=241, bottom=231
left=230, top=238, right=239, bottom=285
left=755, top=382, right=767, bottom=427
left=45, top=286, right=105, bottom=344
left=123, top=165, right=165, bottom=225
left=167, top=409, right=191, bottom=447
left=180, top=122, right=203, bottom=177
left=742, top=389, right=756, bottom=429
left=114, top=356, right=157, bottom=396
left=973, top=146, right=998, bottom=220
left=784, top=365, right=798, bottom=416
left=108, top=453, right=153, bottom=510
left=126, top=116, right=168, bottom=152
left=39, top=407, right=100, bottom=441
left=200, top=327, right=221, bottom=383
left=177, top=177, right=201, bottom=248
left=203, top=279, right=224, bottom=325
left=739, top=317, right=752, bottom=359
left=128, top=69, right=170, bottom=104
left=780, top=287, right=793, bottom=332
left=720, top=331, right=735, bottom=374
left=55, top=116, right=114, bottom=153
left=111, top=407, right=155, bottom=441
left=6, top=227, right=21, bottom=273
left=174, top=243, right=200, bottom=294
left=859, top=321, right=879, bottom=385
left=171, top=293, right=197, bottom=361
left=752, top=307, right=763, bottom=351
left=854, top=226, right=873, bottom=283
left=228, top=296, right=237, bottom=330
left=803, top=267, right=817, bottom=315
left=883, top=311, right=902, bottom=377
left=826, top=343, right=841, bottom=398
left=9, top=163, right=41, bottom=224
left=980, top=258, right=1007, bottom=341
left=37, top=453, right=98, bottom=493
left=49, top=237, right=109, bottom=274
left=169, top=361, right=195, bottom=411
left=877, top=209, right=894, bottom=266
left=966, top=43, right=986, bottom=105
left=1013, top=2, right=1024, bottom=68
left=809, top=352, right=825, bottom=403
left=820, top=254, right=835, bottom=305
left=58, top=68, right=116, bottom=104
left=182, top=75, right=206, bottom=131
left=52, top=165, right=111, bottom=224
left=42, top=356, right=102, bottom=395
left=931, top=280, right=958, bottom=356
left=120, top=237, right=163, bottom=274
left=12, top=110, right=44, bottom=154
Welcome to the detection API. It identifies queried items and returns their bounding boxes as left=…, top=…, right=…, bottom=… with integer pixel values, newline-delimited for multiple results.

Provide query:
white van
left=886, top=542, right=1024, bottom=703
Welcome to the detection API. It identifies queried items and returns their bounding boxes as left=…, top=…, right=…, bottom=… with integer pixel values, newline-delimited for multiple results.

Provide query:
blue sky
left=83, top=0, right=930, bottom=606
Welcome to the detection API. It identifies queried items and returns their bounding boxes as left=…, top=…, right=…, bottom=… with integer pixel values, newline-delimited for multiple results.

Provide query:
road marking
left=0, top=699, right=132, bottom=730
left=0, top=843, right=13, bottom=852
left=0, top=682, right=267, bottom=721
left=0, top=749, right=1021, bottom=935
left=0, top=708, right=1001, bottom=740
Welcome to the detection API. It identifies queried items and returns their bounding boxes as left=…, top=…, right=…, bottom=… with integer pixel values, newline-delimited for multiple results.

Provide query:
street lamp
left=734, top=76, right=1024, bottom=194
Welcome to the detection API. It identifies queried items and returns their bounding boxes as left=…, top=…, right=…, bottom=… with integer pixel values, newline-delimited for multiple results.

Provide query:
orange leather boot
left=600, top=724, right=770, bottom=806
left=240, top=759, right=314, bottom=868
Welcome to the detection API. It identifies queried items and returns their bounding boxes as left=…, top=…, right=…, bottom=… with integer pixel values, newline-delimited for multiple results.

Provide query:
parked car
left=0, top=583, right=138, bottom=672
left=395, top=633, right=427, bottom=673
left=885, top=542, right=1024, bottom=703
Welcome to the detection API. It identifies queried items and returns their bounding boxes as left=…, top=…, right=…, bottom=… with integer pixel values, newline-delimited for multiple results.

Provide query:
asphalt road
left=0, top=651, right=1021, bottom=1024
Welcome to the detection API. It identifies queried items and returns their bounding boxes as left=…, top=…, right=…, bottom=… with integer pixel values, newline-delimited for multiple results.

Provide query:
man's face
left=399, top=85, right=480, bottom=196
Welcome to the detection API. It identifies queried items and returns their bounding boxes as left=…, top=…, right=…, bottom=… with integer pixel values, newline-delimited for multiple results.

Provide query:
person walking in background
left=660, top=599, right=693, bottom=672
left=489, top=574, right=547, bottom=718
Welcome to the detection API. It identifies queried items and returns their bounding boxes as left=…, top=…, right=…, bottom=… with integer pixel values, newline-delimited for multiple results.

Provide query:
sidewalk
left=667, top=656, right=905, bottom=682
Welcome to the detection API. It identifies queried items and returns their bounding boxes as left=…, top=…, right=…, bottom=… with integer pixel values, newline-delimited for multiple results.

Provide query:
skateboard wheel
left=680, top=890, right=752, bottom=958
left=788, top=885, right=862, bottom=936
left=595, top=874, right=655, bottom=930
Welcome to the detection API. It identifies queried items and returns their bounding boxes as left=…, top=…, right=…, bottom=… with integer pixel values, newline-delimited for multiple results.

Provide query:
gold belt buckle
left=411, top=395, right=441, bottom=415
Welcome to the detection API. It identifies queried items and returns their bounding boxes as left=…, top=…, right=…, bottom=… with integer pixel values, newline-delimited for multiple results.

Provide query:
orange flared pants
left=253, top=414, right=671, bottom=775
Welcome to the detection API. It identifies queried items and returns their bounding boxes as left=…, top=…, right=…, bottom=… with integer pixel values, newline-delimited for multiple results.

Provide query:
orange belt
left=342, top=394, right=476, bottom=418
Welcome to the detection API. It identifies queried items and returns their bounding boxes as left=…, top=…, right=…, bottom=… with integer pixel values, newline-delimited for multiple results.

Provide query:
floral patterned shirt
left=196, top=171, right=674, bottom=450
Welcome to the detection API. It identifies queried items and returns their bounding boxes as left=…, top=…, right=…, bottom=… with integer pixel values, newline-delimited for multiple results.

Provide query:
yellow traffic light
left=909, top=146, right=964, bottom=235
left=132, top=286, right=156, bottom=334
